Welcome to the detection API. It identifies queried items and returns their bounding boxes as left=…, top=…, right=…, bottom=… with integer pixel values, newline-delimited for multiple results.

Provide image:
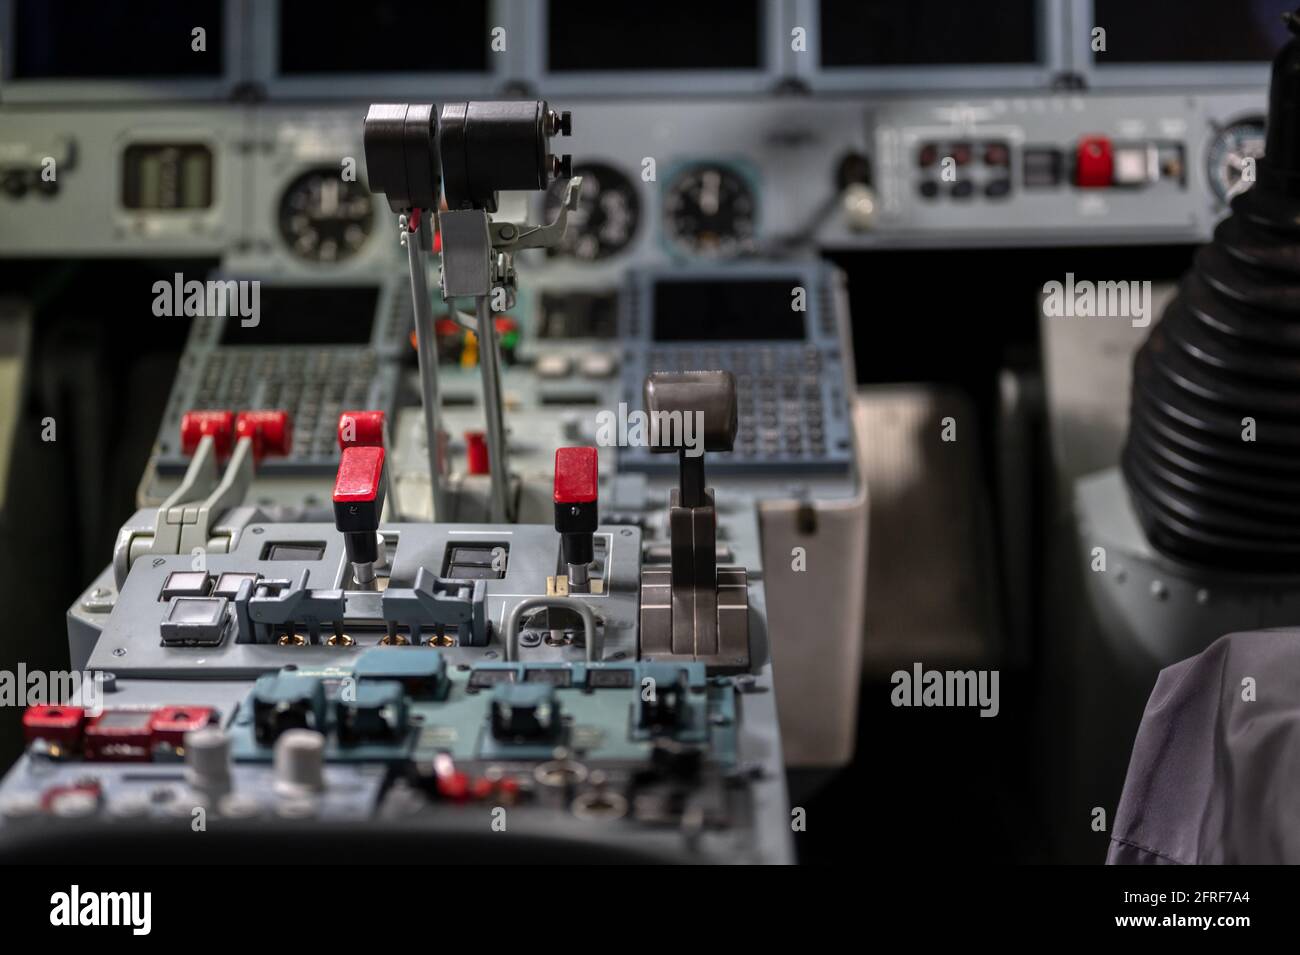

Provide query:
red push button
left=180, top=410, right=234, bottom=458
left=234, top=410, right=292, bottom=463
left=333, top=446, right=385, bottom=503
left=1075, top=135, right=1114, bottom=188
left=337, top=410, right=386, bottom=450
left=554, top=446, right=598, bottom=504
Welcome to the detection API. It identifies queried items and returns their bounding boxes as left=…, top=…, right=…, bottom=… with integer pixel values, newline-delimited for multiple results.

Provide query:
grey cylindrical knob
left=185, top=727, right=232, bottom=794
left=273, top=729, right=326, bottom=794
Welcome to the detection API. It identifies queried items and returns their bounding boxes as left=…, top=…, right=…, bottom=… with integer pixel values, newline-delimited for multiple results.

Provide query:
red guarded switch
left=337, top=410, right=386, bottom=450
left=554, top=447, right=598, bottom=575
left=554, top=446, right=598, bottom=504
left=180, top=410, right=235, bottom=458
left=334, top=445, right=386, bottom=576
left=334, top=446, right=386, bottom=504
left=22, top=705, right=86, bottom=749
left=148, top=705, right=215, bottom=747
left=234, top=410, right=292, bottom=463
left=1075, top=135, right=1114, bottom=188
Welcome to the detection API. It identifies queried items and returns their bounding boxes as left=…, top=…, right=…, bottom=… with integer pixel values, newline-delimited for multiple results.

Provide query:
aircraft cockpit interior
left=1, top=0, right=1297, bottom=898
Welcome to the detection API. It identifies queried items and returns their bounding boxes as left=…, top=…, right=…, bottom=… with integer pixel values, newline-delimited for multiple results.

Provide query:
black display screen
left=219, top=286, right=377, bottom=345
left=652, top=279, right=806, bottom=342
left=278, top=0, right=488, bottom=74
left=548, top=0, right=763, bottom=71
left=12, top=0, right=225, bottom=78
left=819, top=0, right=1038, bottom=67
left=1093, top=0, right=1291, bottom=63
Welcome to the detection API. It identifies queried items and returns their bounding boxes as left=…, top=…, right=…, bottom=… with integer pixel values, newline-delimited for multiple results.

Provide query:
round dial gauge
left=278, top=168, right=374, bottom=262
left=1206, top=119, right=1266, bottom=204
left=663, top=163, right=757, bottom=258
left=545, top=162, right=640, bottom=261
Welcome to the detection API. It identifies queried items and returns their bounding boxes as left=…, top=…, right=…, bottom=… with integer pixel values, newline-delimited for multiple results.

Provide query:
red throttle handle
left=180, top=410, right=235, bottom=458
left=337, top=410, right=387, bottom=450
left=234, top=410, right=292, bottom=464
left=554, top=446, right=598, bottom=570
left=334, top=446, right=386, bottom=571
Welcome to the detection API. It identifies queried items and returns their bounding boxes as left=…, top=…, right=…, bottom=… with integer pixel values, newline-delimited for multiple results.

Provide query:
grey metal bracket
left=381, top=567, right=488, bottom=646
left=481, top=176, right=584, bottom=311
left=117, top=434, right=257, bottom=588
left=639, top=487, right=751, bottom=673
left=488, top=176, right=583, bottom=254
left=239, top=570, right=347, bottom=645
left=438, top=209, right=493, bottom=299
left=640, top=562, right=751, bottom=674
left=232, top=566, right=487, bottom=649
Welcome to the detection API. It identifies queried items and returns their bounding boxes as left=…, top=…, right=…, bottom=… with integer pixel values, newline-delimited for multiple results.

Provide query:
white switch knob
left=273, top=728, right=326, bottom=795
left=842, top=182, right=877, bottom=231
left=185, top=726, right=232, bottom=796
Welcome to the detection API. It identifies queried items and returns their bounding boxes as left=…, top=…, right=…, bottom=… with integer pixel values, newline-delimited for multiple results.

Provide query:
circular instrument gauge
left=1206, top=119, right=1266, bottom=204
left=545, top=162, right=640, bottom=261
left=663, top=163, right=757, bottom=258
left=278, top=168, right=374, bottom=262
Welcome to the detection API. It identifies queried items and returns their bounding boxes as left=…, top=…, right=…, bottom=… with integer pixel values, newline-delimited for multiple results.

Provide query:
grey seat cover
left=1108, top=628, right=1300, bottom=864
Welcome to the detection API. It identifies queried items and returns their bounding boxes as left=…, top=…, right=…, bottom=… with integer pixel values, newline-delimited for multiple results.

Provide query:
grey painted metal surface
left=1076, top=468, right=1300, bottom=670
left=4, top=514, right=794, bottom=862
left=0, top=93, right=1271, bottom=265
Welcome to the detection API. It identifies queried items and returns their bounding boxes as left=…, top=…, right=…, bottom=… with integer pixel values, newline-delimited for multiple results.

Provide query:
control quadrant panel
left=5, top=437, right=791, bottom=863
left=0, top=89, right=797, bottom=858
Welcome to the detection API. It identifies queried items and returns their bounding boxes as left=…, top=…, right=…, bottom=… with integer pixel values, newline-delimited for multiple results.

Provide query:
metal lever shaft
left=404, top=212, right=447, bottom=520
left=475, top=294, right=513, bottom=522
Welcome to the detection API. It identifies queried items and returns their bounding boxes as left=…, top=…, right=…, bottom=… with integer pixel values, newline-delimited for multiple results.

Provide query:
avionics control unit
left=151, top=281, right=409, bottom=477
left=619, top=264, right=853, bottom=472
